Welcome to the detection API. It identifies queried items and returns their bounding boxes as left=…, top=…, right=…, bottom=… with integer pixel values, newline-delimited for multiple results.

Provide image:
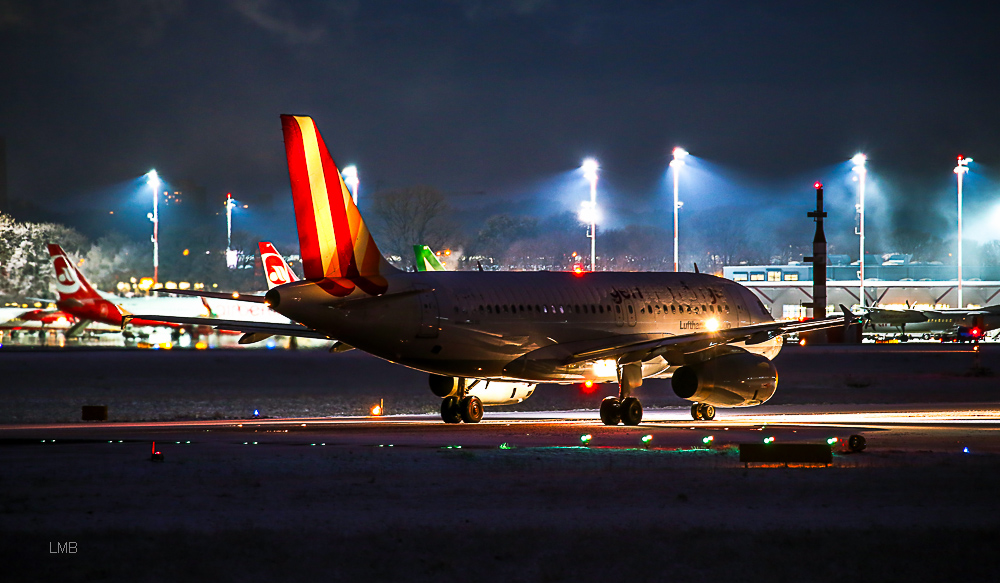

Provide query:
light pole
left=955, top=155, right=972, bottom=308
left=225, top=193, right=237, bottom=269
left=669, top=147, right=688, bottom=272
left=146, top=170, right=160, bottom=284
left=852, top=153, right=867, bottom=307
left=581, top=158, right=599, bottom=271
left=342, top=165, right=359, bottom=204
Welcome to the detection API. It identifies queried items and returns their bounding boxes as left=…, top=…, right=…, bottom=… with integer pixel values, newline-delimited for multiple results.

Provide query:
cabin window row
left=458, top=302, right=730, bottom=316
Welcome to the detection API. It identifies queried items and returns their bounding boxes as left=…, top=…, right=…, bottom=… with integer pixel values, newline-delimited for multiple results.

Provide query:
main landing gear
left=601, top=363, right=644, bottom=426
left=441, top=395, right=483, bottom=424
left=431, top=376, right=484, bottom=424
left=690, top=403, right=716, bottom=421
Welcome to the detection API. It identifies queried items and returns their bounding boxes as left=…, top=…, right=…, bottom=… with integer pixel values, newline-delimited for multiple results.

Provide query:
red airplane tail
left=48, top=244, right=103, bottom=303
left=280, top=115, right=396, bottom=297
left=47, top=244, right=123, bottom=324
left=258, top=241, right=300, bottom=289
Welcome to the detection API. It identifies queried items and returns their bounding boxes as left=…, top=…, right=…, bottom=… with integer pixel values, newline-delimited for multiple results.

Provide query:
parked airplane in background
left=46, top=244, right=213, bottom=336
left=260, top=241, right=301, bottom=288
left=414, top=245, right=446, bottom=272
left=135, top=115, right=858, bottom=425
left=148, top=242, right=336, bottom=346
left=866, top=304, right=1000, bottom=342
left=0, top=305, right=77, bottom=332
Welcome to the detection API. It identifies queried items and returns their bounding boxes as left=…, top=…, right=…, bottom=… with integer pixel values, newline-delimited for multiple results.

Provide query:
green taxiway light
left=827, top=437, right=838, bottom=445
left=702, top=435, right=715, bottom=444
left=580, top=434, right=593, bottom=445
left=641, top=434, right=653, bottom=444
left=763, top=436, right=775, bottom=444
left=499, top=443, right=513, bottom=450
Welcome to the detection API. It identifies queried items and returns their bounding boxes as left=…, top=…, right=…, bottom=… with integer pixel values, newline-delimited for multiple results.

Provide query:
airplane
left=46, top=244, right=214, bottom=336
left=414, top=245, right=446, bottom=272
left=134, top=114, right=859, bottom=425
left=865, top=303, right=1000, bottom=342
left=147, top=241, right=341, bottom=346
left=0, top=306, right=78, bottom=331
left=192, top=242, right=302, bottom=326
left=260, top=241, right=301, bottom=288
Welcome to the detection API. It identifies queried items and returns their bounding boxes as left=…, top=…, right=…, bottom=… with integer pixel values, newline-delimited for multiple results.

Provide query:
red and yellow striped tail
left=281, top=115, right=392, bottom=295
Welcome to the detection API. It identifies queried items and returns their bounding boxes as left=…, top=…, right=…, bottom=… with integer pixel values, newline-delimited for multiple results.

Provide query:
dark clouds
left=1, top=0, right=998, bottom=246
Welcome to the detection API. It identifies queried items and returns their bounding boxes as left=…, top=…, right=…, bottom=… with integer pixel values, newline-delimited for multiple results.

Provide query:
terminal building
left=723, top=255, right=1000, bottom=320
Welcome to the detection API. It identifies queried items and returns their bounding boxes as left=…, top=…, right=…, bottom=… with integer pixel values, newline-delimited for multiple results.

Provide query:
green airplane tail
left=413, top=245, right=447, bottom=272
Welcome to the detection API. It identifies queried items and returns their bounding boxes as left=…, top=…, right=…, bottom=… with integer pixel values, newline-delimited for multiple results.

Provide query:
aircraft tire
left=691, top=403, right=704, bottom=421
left=600, top=397, right=621, bottom=425
left=620, top=397, right=643, bottom=426
left=699, top=404, right=716, bottom=421
left=441, top=397, right=462, bottom=424
left=459, top=396, right=483, bottom=424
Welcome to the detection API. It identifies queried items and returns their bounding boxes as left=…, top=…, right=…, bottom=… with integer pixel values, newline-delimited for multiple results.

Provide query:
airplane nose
left=264, top=288, right=280, bottom=309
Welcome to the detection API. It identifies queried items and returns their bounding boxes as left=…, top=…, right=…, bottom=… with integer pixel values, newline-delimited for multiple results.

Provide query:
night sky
left=2, top=1, right=998, bottom=249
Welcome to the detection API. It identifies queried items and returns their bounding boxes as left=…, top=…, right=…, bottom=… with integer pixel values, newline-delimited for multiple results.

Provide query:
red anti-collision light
left=814, top=182, right=823, bottom=189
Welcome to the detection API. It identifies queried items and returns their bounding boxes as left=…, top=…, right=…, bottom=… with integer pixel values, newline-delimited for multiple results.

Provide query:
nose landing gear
left=690, top=403, right=716, bottom=421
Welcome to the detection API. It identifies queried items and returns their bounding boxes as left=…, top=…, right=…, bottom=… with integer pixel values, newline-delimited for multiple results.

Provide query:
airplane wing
left=124, top=314, right=332, bottom=340
left=505, top=306, right=862, bottom=376
left=155, top=289, right=268, bottom=303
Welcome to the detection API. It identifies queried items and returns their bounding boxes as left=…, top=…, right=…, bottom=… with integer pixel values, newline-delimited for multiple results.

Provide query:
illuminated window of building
left=784, top=273, right=799, bottom=281
left=750, top=273, right=765, bottom=281
left=734, top=273, right=748, bottom=281
left=767, top=271, right=781, bottom=282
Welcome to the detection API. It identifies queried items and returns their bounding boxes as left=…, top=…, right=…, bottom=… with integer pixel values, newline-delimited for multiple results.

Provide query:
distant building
left=723, top=258, right=1000, bottom=318
left=724, top=256, right=1000, bottom=284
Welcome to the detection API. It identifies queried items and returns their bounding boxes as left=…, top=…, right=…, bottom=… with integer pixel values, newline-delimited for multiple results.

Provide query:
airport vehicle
left=135, top=115, right=858, bottom=424
left=866, top=304, right=1000, bottom=342
left=414, top=245, right=446, bottom=272
left=46, top=244, right=213, bottom=335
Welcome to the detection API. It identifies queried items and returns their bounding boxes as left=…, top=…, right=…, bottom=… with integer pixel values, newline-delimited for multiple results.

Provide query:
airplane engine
left=671, top=351, right=777, bottom=407
left=428, top=375, right=535, bottom=405
left=467, top=379, right=536, bottom=406
left=429, top=374, right=463, bottom=398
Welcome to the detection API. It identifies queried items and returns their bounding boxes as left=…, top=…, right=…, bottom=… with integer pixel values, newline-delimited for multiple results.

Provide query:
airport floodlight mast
left=342, top=165, right=359, bottom=204
left=225, top=193, right=237, bottom=269
left=852, top=153, right=867, bottom=307
left=581, top=158, right=599, bottom=271
left=670, top=147, right=688, bottom=272
left=146, top=170, right=160, bottom=283
left=955, top=155, right=972, bottom=308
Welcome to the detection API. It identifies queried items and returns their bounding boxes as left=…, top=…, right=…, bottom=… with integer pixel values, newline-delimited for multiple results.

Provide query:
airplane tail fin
left=280, top=115, right=396, bottom=293
left=258, top=242, right=300, bottom=289
left=413, top=245, right=447, bottom=272
left=47, top=244, right=103, bottom=303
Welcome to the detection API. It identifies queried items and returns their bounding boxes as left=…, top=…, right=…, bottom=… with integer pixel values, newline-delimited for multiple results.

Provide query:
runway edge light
left=150, top=441, right=163, bottom=462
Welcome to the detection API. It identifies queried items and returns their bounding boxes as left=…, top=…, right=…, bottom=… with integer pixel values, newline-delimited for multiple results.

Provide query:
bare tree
left=369, top=186, right=457, bottom=269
